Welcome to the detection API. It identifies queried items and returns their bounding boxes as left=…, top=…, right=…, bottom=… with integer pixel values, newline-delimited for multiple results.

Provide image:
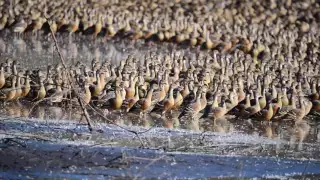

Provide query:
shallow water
left=0, top=30, right=188, bottom=68
left=1, top=33, right=320, bottom=179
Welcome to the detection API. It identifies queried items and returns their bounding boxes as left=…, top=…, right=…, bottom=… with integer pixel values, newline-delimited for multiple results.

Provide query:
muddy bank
left=1, top=118, right=320, bottom=179
left=1, top=140, right=320, bottom=179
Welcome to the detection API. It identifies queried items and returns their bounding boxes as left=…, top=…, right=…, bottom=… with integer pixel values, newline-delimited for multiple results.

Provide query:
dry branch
left=44, top=17, right=155, bottom=148
left=46, top=17, right=93, bottom=132
left=86, top=104, right=149, bottom=148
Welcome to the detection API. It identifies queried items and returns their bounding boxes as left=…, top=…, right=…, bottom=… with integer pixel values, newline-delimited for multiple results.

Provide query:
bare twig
left=0, top=116, right=24, bottom=121
left=45, top=17, right=93, bottom=132
left=0, top=132, right=56, bottom=142
left=132, top=155, right=166, bottom=180
left=44, top=17, right=153, bottom=147
left=86, top=104, right=149, bottom=148
left=1, top=137, right=27, bottom=148
left=302, top=159, right=310, bottom=180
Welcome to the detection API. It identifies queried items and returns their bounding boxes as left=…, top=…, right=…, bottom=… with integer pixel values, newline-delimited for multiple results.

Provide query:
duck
left=13, top=72, right=23, bottom=100
left=242, top=92, right=261, bottom=118
left=34, top=80, right=46, bottom=101
left=281, top=88, right=290, bottom=107
left=80, top=81, right=92, bottom=106
left=0, top=76, right=16, bottom=102
left=173, top=88, right=184, bottom=110
left=180, top=81, right=190, bottom=98
left=125, top=74, right=137, bottom=99
left=199, top=87, right=208, bottom=111
left=259, top=89, right=267, bottom=109
left=90, top=70, right=104, bottom=97
left=255, top=104, right=274, bottom=121
left=107, top=88, right=123, bottom=110
left=0, top=63, right=5, bottom=89
left=47, top=78, right=64, bottom=104
left=179, top=91, right=202, bottom=119
left=13, top=18, right=29, bottom=36
left=68, top=17, right=80, bottom=34
left=94, top=14, right=103, bottom=38
left=151, top=84, right=175, bottom=115
left=130, top=84, right=155, bottom=117
left=271, top=94, right=283, bottom=116
left=211, top=100, right=228, bottom=120
left=122, top=86, right=139, bottom=112
left=308, top=83, right=319, bottom=101
left=281, top=96, right=306, bottom=122
left=21, top=71, right=31, bottom=97
left=0, top=14, right=8, bottom=30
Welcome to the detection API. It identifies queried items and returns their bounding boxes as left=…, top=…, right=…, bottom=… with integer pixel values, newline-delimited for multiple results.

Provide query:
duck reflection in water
left=289, top=121, right=310, bottom=151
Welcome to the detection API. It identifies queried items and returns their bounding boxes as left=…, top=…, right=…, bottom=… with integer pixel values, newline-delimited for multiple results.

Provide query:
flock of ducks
left=0, top=0, right=318, bottom=50
left=0, top=43, right=320, bottom=124
left=0, top=0, right=319, bottom=128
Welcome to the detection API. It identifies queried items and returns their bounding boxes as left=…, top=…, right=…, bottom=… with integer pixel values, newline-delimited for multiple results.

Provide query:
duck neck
left=164, top=72, right=169, bottom=84
left=312, top=84, right=317, bottom=94
left=40, top=82, right=44, bottom=91
left=196, top=94, right=201, bottom=105
left=174, top=68, right=180, bottom=79
left=183, top=83, right=189, bottom=95
left=245, top=95, right=250, bottom=107
left=290, top=95, right=296, bottom=108
left=12, top=64, right=17, bottom=75
left=201, top=92, right=207, bottom=106
left=257, top=80, right=261, bottom=95
left=0, top=67, right=4, bottom=77
left=300, top=101, right=305, bottom=112
left=6, top=64, right=11, bottom=74
left=176, top=91, right=182, bottom=101
left=212, top=95, right=218, bottom=108
left=255, top=95, right=260, bottom=108
left=135, top=86, right=139, bottom=100
left=130, top=77, right=136, bottom=89
left=277, top=95, right=282, bottom=107
left=57, top=84, right=62, bottom=92
left=12, top=78, right=16, bottom=88
left=168, top=87, right=174, bottom=100
left=25, top=76, right=30, bottom=86
left=261, top=89, right=266, bottom=98
left=147, top=88, right=154, bottom=101
left=282, top=89, right=288, bottom=99
left=116, top=90, right=123, bottom=102
left=100, top=74, right=105, bottom=87
left=111, top=68, right=116, bottom=77
left=85, top=84, right=90, bottom=94
left=268, top=104, right=273, bottom=114
left=298, top=97, right=303, bottom=109
left=96, top=74, right=101, bottom=86
left=272, top=85, right=277, bottom=99
left=16, top=76, right=21, bottom=87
